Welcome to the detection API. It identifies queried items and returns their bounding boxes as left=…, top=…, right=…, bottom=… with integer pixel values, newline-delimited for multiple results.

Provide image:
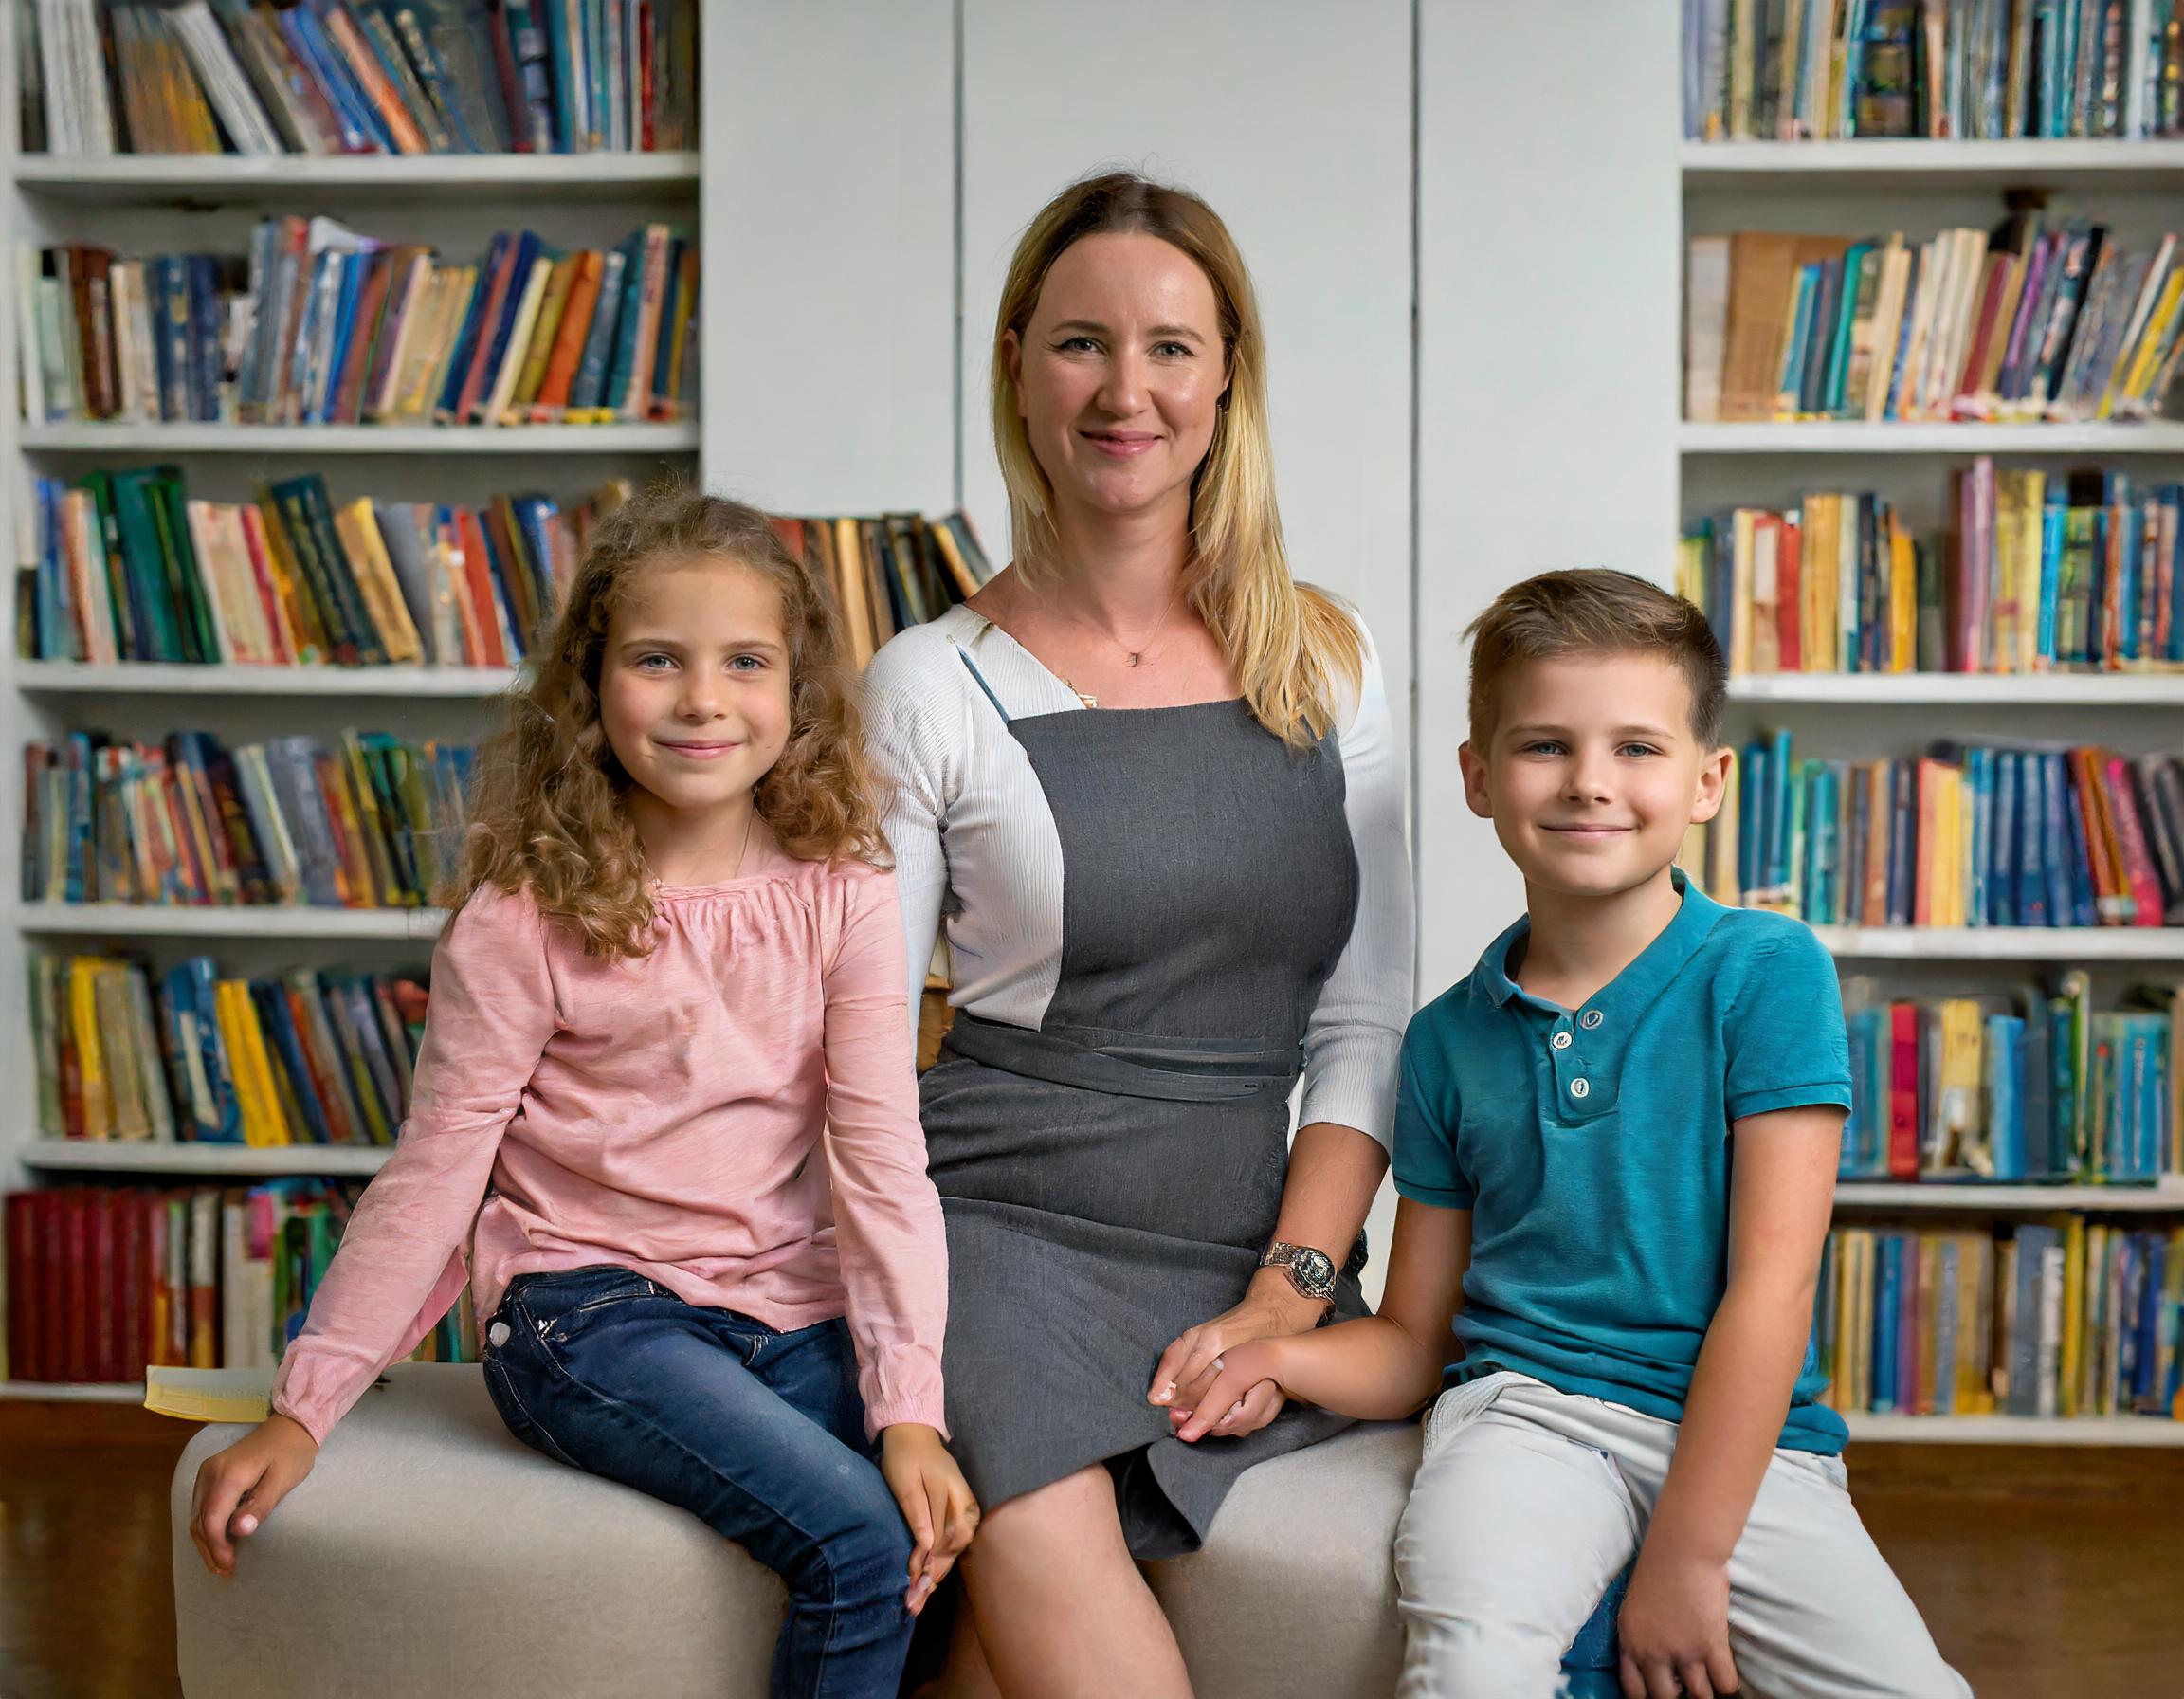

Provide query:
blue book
left=1767, top=727, right=1793, bottom=891
left=541, top=0, right=580, bottom=152
left=1885, top=758, right=1914, bottom=924
left=318, top=252, right=371, bottom=423
left=2138, top=1236, right=2166, bottom=1409
left=250, top=979, right=334, bottom=1144
left=1873, top=1235, right=1902, bottom=1413
left=1989, top=1013, right=2027, bottom=1179
left=295, top=3, right=394, bottom=153
left=647, top=236, right=685, bottom=412
left=2039, top=754, right=2071, bottom=926
left=2017, top=752, right=2048, bottom=925
left=1993, top=751, right=2019, bottom=925
left=2163, top=486, right=2184, bottom=662
left=433, top=237, right=505, bottom=421
left=2059, top=755, right=2099, bottom=927
left=600, top=227, right=656, bottom=416
left=2048, top=1002, right=2076, bottom=1177
left=1738, top=740, right=1763, bottom=898
left=2037, top=485, right=2066, bottom=663
left=567, top=238, right=631, bottom=413
left=1967, top=748, right=1993, bottom=926
left=464, top=230, right=543, bottom=423
left=1779, top=265, right=1820, bottom=411
left=2134, top=1019, right=2162, bottom=1178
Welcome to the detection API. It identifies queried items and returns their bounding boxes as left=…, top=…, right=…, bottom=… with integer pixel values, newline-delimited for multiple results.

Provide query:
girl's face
left=599, top=557, right=793, bottom=829
left=1003, top=230, right=1229, bottom=530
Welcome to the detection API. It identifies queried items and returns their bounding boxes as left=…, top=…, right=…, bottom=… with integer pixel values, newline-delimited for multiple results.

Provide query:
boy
left=1177, top=572, right=1968, bottom=1697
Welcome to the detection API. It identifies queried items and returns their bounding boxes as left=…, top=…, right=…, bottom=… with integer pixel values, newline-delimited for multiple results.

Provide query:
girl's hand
left=1616, top=1540, right=1739, bottom=1699
left=1162, top=1337, right=1290, bottom=1443
left=1150, top=1274, right=1320, bottom=1439
left=879, top=1424, right=978, bottom=1617
left=189, top=1413, right=320, bottom=1577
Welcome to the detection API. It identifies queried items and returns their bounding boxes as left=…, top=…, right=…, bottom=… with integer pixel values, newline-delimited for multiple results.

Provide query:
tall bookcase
left=1683, top=137, right=2184, bottom=1445
left=0, top=14, right=704, bottom=1399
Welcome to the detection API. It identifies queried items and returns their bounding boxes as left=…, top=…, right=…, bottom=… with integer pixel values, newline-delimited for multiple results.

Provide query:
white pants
left=1393, top=1373, right=1973, bottom=1699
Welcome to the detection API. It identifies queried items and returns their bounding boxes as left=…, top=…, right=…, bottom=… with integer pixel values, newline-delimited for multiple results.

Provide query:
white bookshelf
left=1683, top=132, right=2184, bottom=1451
left=11, top=904, right=448, bottom=941
left=13, top=662, right=518, bottom=698
left=0, top=1379, right=143, bottom=1403
left=12, top=151, right=701, bottom=201
left=22, top=1140, right=391, bottom=1177
left=20, top=423, right=700, bottom=454
left=1843, top=1413, right=2184, bottom=1447
left=1836, top=1178, right=2184, bottom=1212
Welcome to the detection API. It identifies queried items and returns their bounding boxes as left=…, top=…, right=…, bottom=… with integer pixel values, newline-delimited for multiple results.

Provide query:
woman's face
left=1004, top=230, right=1229, bottom=530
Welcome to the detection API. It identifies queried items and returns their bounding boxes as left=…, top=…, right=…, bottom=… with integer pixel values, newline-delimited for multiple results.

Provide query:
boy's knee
left=1397, top=1609, right=1568, bottom=1699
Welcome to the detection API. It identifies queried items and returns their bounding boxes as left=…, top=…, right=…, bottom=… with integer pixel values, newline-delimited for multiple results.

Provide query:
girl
left=188, top=488, right=976, bottom=1699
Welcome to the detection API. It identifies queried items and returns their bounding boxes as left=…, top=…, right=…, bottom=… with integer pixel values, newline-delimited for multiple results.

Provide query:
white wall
left=957, top=0, right=1416, bottom=748
left=1413, top=0, right=1683, bottom=995
left=701, top=0, right=956, bottom=515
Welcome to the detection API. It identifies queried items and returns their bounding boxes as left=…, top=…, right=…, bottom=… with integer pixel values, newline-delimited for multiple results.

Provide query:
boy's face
left=1459, top=651, right=1731, bottom=903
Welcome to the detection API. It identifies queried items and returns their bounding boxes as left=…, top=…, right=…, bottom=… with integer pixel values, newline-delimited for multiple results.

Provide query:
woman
left=864, top=170, right=1411, bottom=1697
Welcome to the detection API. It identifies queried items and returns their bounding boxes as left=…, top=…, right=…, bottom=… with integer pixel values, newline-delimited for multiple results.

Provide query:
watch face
left=1292, top=1247, right=1336, bottom=1295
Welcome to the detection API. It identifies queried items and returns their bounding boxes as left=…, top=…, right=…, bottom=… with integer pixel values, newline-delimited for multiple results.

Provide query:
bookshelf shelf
left=11, top=662, right=518, bottom=698
left=1680, top=138, right=2184, bottom=192
left=12, top=904, right=447, bottom=941
left=1679, top=422, right=2184, bottom=456
left=1811, top=925, right=2184, bottom=959
left=9, top=152, right=701, bottom=203
left=20, top=423, right=700, bottom=456
left=1835, top=1179, right=2184, bottom=1212
left=1729, top=673, right=2184, bottom=706
left=1843, top=1413, right=2184, bottom=1446
left=0, top=1380, right=144, bottom=1404
left=21, top=1141, right=392, bottom=1177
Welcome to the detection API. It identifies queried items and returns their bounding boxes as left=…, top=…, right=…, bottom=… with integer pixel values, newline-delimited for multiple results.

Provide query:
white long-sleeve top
left=863, top=601, right=1413, bottom=1147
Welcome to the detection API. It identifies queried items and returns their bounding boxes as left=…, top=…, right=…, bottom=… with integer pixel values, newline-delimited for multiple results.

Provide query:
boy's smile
left=1461, top=651, right=1730, bottom=904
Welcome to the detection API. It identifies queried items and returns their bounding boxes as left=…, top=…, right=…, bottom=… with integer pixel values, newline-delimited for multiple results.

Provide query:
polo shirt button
left=1551, top=1031, right=1573, bottom=1050
left=1581, top=1009, right=1604, bottom=1030
left=1570, top=1077, right=1591, bottom=1100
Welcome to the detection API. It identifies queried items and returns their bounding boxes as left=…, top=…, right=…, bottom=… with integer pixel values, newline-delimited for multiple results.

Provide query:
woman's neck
left=1044, top=494, right=1193, bottom=626
left=626, top=789, right=759, bottom=886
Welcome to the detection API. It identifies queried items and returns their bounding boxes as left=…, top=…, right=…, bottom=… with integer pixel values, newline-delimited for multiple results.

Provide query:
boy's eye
left=1618, top=742, right=1660, bottom=758
left=1520, top=740, right=1566, bottom=757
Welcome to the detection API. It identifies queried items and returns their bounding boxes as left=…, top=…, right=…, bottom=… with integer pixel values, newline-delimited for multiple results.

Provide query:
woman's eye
left=1152, top=340, right=1194, bottom=358
left=1056, top=336, right=1100, bottom=354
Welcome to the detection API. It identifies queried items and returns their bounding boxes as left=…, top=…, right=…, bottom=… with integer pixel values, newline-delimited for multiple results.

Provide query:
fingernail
left=1155, top=1383, right=1174, bottom=1402
left=236, top=1516, right=258, bottom=1535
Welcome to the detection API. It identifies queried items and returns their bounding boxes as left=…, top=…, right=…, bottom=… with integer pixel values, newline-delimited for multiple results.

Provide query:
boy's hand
left=879, top=1423, right=978, bottom=1617
left=1150, top=1273, right=1320, bottom=1436
left=1616, top=1540, right=1739, bottom=1699
left=189, top=1413, right=319, bottom=1578
left=1160, top=1337, right=1287, bottom=1443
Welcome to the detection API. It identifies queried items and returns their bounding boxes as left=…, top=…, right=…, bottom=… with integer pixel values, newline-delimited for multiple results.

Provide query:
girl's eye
left=635, top=653, right=676, bottom=672
left=727, top=654, right=766, bottom=673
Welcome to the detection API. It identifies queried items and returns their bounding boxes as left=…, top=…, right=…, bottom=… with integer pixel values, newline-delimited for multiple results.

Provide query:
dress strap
left=955, top=646, right=1012, bottom=725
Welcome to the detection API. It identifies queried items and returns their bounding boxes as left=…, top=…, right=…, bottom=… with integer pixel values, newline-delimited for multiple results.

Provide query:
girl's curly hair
left=443, top=484, right=888, bottom=959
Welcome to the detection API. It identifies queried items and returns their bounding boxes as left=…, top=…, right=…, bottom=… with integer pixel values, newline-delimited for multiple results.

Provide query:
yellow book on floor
left=144, top=1365, right=273, bottom=1424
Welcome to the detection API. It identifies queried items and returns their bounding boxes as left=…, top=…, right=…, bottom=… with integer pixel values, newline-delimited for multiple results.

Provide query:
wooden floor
left=5, top=1399, right=2181, bottom=1697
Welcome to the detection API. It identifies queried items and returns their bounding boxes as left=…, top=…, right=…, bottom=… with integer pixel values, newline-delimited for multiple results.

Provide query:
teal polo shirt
left=1394, top=868, right=1852, bottom=1454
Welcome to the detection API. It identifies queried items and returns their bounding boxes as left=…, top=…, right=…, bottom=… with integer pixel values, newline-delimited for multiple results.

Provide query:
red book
left=92, top=1188, right=118, bottom=1383
left=118, top=1191, right=146, bottom=1384
left=2072, top=749, right=2129, bottom=923
left=329, top=251, right=395, bottom=427
left=2104, top=755, right=2165, bottom=926
left=63, top=1189, right=92, bottom=1382
left=454, top=509, right=511, bottom=667
left=1778, top=517, right=1803, bottom=672
left=35, top=1192, right=65, bottom=1380
left=1888, top=1003, right=1920, bottom=1180
left=5, top=1193, right=41, bottom=1384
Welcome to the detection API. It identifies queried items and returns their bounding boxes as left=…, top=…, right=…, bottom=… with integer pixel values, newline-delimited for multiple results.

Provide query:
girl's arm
left=1171, top=1197, right=1468, bottom=1438
left=1614, top=1102, right=1844, bottom=1699
left=1152, top=622, right=1413, bottom=1427
left=190, top=887, right=559, bottom=1576
left=818, top=868, right=950, bottom=1437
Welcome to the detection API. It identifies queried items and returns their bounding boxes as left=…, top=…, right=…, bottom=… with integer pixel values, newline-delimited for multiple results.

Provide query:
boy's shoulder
left=1690, top=901, right=1837, bottom=998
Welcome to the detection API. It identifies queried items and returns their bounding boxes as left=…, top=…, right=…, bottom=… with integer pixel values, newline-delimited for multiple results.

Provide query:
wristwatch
left=1260, top=1241, right=1338, bottom=1306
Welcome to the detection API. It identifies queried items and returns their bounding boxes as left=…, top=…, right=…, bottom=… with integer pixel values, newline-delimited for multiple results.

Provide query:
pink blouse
left=268, top=835, right=947, bottom=1445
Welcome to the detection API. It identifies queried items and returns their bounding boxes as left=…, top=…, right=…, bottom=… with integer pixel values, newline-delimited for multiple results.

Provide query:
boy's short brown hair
left=1465, top=569, right=1726, bottom=749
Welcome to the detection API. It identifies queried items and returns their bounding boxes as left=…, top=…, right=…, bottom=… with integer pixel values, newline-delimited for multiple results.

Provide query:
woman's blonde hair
left=992, top=169, right=1363, bottom=748
left=445, top=485, right=887, bottom=959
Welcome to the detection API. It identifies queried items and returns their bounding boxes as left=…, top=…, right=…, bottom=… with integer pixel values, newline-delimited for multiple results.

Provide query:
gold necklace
left=1061, top=577, right=1186, bottom=669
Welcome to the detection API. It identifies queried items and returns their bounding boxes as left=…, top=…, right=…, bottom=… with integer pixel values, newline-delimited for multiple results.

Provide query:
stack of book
left=27, top=0, right=696, bottom=157
left=1838, top=977, right=2182, bottom=1181
left=30, top=952, right=427, bottom=1149
left=1815, top=1219, right=2184, bottom=1422
left=774, top=513, right=994, bottom=670
left=1678, top=466, right=2184, bottom=674
left=20, top=730, right=472, bottom=909
left=20, top=219, right=696, bottom=429
left=1685, top=0, right=2184, bottom=142
left=1684, top=221, right=2184, bottom=425
left=1690, top=730, right=2184, bottom=929
left=21, top=466, right=631, bottom=667
left=2, top=1180, right=474, bottom=1384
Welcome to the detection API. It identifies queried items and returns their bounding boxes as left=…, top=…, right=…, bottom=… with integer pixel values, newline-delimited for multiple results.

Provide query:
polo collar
left=1476, top=867, right=1728, bottom=1015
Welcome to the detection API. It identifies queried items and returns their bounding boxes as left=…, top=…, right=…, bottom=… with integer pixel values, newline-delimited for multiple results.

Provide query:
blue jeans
left=482, top=1265, right=916, bottom=1699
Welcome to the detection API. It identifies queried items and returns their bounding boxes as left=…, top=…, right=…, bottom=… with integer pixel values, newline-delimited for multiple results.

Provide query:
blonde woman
left=865, top=172, right=1411, bottom=1695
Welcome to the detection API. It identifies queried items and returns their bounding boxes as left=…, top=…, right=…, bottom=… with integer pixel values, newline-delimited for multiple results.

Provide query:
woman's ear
left=1001, top=328, right=1026, bottom=418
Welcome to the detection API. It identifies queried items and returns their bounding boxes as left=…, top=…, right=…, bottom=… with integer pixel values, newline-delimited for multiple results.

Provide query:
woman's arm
left=863, top=637, right=954, bottom=1029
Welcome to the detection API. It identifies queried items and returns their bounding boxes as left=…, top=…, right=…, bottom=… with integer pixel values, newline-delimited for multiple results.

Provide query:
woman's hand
left=1616, top=1539, right=1739, bottom=1699
left=189, top=1413, right=320, bottom=1577
left=1149, top=1274, right=1323, bottom=1441
left=879, top=1423, right=979, bottom=1616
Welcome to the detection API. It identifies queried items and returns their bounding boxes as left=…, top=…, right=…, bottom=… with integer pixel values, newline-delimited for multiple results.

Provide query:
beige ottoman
left=173, top=1361, right=1416, bottom=1698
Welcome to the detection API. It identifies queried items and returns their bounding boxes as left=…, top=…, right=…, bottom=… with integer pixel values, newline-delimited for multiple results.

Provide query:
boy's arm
left=1173, top=1197, right=1469, bottom=1438
left=1616, top=1102, right=1844, bottom=1696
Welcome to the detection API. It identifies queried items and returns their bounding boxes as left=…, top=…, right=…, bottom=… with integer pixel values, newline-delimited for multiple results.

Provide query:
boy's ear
left=1689, top=744, right=1735, bottom=825
left=1458, top=740, right=1494, bottom=821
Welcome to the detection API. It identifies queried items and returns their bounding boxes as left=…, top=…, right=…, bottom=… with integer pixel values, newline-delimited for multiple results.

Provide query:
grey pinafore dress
left=919, top=661, right=1367, bottom=1559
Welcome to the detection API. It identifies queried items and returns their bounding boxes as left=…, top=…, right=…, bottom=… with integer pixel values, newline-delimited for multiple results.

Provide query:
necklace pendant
left=1126, top=651, right=1141, bottom=667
